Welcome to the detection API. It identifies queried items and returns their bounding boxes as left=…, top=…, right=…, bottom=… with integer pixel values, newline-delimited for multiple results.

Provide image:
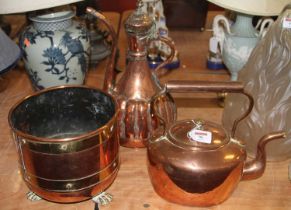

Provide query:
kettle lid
left=167, top=119, right=229, bottom=150
left=124, top=0, right=154, bottom=37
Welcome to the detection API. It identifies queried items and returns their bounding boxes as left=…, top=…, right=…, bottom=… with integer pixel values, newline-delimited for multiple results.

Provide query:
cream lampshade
left=208, top=0, right=291, bottom=16
left=0, top=0, right=83, bottom=14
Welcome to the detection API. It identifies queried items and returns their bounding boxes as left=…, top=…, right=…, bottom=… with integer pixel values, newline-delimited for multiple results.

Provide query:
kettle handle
left=86, top=7, right=118, bottom=92
left=152, top=36, right=176, bottom=74
left=164, top=80, right=254, bottom=138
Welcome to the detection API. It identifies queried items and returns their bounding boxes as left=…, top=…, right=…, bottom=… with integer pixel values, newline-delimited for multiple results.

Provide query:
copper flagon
left=87, top=1, right=176, bottom=148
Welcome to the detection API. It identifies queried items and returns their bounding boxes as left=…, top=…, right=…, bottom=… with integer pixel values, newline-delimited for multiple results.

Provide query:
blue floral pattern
left=20, top=20, right=90, bottom=89
left=26, top=67, right=44, bottom=90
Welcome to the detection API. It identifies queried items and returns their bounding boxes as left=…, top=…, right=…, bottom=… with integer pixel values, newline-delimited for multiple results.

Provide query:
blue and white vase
left=20, top=10, right=90, bottom=90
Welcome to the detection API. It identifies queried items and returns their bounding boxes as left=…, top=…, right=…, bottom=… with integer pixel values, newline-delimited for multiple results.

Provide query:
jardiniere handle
left=165, top=80, right=254, bottom=138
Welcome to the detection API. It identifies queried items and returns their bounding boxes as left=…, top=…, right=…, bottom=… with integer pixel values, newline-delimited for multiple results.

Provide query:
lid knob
left=124, top=0, right=154, bottom=37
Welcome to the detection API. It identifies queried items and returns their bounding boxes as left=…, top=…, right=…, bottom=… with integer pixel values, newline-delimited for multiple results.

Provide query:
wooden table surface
left=0, top=11, right=291, bottom=210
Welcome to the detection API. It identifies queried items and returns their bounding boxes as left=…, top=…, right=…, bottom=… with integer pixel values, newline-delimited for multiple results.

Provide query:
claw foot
left=26, top=191, right=42, bottom=201
left=92, top=191, right=113, bottom=206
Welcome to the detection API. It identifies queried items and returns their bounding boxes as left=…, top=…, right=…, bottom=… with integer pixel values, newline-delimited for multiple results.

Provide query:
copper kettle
left=87, top=1, right=176, bottom=148
left=147, top=80, right=286, bottom=206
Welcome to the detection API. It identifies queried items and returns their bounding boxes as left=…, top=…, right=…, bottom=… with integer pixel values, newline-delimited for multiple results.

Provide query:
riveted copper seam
left=21, top=156, right=120, bottom=192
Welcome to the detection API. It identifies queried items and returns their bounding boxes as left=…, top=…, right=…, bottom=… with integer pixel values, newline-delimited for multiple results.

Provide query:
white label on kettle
left=283, top=17, right=291, bottom=28
left=188, top=129, right=212, bottom=144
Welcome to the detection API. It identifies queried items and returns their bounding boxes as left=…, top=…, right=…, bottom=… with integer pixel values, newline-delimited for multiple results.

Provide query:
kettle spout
left=86, top=7, right=118, bottom=92
left=242, top=131, right=286, bottom=180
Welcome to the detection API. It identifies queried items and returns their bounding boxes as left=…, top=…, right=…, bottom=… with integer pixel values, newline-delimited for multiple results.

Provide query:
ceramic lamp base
left=148, top=56, right=180, bottom=70
left=206, top=58, right=225, bottom=70
left=20, top=10, right=90, bottom=90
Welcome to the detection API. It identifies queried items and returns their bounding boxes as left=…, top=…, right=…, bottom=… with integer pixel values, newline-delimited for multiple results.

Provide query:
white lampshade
left=0, top=0, right=83, bottom=14
left=208, top=0, right=291, bottom=16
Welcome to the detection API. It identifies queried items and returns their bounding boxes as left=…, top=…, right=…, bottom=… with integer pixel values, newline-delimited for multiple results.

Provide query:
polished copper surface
left=166, top=80, right=245, bottom=93
left=26, top=169, right=118, bottom=203
left=112, top=40, right=175, bottom=147
left=147, top=132, right=245, bottom=206
left=8, top=85, right=120, bottom=203
left=242, top=132, right=287, bottom=180
left=147, top=80, right=286, bottom=206
left=87, top=6, right=176, bottom=148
